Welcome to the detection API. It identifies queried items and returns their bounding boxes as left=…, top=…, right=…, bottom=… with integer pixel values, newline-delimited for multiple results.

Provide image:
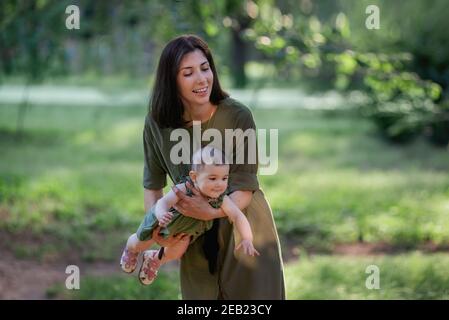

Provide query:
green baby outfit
left=137, top=177, right=226, bottom=244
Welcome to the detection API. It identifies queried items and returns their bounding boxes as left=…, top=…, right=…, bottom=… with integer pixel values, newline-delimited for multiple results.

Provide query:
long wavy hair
left=150, top=35, right=228, bottom=129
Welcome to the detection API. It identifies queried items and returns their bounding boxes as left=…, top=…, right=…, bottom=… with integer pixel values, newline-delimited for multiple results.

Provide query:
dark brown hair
left=150, top=35, right=228, bottom=128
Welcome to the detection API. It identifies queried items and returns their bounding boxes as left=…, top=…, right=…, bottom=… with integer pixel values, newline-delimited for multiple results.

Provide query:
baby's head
left=189, top=146, right=230, bottom=199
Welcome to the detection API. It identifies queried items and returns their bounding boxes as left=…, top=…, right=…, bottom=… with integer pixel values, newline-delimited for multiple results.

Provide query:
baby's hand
left=235, top=239, right=260, bottom=257
left=156, top=211, right=173, bottom=227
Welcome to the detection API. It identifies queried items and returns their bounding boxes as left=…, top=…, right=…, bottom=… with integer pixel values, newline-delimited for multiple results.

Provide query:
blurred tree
left=241, top=0, right=447, bottom=145
left=339, top=0, right=449, bottom=145
left=0, top=0, right=72, bottom=135
left=174, top=0, right=259, bottom=88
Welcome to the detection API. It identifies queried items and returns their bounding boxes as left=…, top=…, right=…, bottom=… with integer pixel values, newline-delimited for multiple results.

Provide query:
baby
left=120, top=146, right=259, bottom=285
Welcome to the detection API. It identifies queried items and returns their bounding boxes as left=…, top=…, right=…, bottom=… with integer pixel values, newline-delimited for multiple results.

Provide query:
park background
left=1, top=0, right=449, bottom=299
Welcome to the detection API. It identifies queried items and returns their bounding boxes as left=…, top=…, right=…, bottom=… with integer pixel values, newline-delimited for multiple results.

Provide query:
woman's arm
left=144, top=188, right=163, bottom=212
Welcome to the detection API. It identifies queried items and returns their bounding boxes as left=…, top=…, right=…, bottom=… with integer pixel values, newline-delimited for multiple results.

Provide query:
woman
left=142, top=34, right=285, bottom=299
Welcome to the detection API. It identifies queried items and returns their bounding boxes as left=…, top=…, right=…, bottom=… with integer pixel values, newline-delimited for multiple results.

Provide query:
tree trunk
left=230, top=27, right=247, bottom=88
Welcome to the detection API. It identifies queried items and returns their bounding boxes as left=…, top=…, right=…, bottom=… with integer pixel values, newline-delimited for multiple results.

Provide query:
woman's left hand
left=172, top=181, right=215, bottom=220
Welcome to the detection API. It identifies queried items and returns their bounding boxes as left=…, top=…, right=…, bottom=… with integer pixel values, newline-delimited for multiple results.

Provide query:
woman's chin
left=190, top=94, right=210, bottom=105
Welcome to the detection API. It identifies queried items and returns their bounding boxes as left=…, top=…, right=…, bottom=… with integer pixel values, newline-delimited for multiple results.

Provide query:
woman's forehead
left=179, top=49, right=208, bottom=69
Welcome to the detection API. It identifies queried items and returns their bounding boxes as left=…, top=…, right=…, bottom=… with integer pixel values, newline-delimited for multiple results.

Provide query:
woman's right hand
left=152, top=226, right=187, bottom=247
left=172, top=182, right=220, bottom=220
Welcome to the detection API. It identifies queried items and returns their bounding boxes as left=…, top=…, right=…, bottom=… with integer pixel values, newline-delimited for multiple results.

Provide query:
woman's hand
left=172, top=181, right=217, bottom=220
left=152, top=227, right=187, bottom=247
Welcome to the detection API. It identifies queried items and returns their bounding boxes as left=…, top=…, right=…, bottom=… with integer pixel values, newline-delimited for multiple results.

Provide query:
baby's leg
left=159, top=236, right=190, bottom=264
left=121, top=233, right=155, bottom=273
left=126, top=233, right=155, bottom=253
left=138, top=236, right=190, bottom=285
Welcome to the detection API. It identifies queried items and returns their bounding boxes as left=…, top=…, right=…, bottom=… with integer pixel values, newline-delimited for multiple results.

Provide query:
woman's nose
left=196, top=72, right=206, bottom=84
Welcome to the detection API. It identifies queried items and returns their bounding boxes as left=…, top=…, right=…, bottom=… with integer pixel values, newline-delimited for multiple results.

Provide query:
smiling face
left=177, top=49, right=214, bottom=110
left=190, top=164, right=229, bottom=199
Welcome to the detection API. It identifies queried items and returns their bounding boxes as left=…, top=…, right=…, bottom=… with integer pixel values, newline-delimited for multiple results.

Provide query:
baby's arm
left=155, top=183, right=186, bottom=226
left=221, top=195, right=260, bottom=256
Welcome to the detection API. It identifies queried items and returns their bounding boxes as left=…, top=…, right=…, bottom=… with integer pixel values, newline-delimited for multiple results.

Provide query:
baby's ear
left=189, top=170, right=197, bottom=182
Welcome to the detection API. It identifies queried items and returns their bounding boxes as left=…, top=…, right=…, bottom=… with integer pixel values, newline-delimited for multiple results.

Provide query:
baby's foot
left=138, top=250, right=161, bottom=285
left=120, top=247, right=139, bottom=273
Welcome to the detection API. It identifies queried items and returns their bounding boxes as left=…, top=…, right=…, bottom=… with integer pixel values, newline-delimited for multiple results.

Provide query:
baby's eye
left=209, top=177, right=216, bottom=181
left=222, top=177, right=228, bottom=181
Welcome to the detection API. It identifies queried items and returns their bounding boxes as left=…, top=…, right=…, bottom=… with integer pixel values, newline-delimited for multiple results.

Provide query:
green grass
left=47, top=269, right=181, bottom=300
left=46, top=252, right=449, bottom=300
left=285, top=252, right=449, bottom=299
left=253, top=109, right=449, bottom=248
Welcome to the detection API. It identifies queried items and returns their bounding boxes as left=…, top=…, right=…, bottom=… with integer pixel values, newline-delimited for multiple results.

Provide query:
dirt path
left=0, top=250, right=119, bottom=299
left=0, top=249, right=181, bottom=300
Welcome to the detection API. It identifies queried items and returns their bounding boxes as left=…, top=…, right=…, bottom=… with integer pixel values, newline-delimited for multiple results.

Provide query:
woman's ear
left=189, top=170, right=197, bottom=182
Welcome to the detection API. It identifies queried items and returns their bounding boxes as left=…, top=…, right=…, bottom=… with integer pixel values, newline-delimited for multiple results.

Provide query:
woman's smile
left=192, top=86, right=208, bottom=96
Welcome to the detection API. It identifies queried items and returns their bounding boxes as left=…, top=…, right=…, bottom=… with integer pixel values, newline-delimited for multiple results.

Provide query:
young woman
left=138, top=34, right=285, bottom=299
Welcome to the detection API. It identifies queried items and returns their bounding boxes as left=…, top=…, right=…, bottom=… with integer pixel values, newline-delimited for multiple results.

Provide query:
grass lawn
left=48, top=252, right=449, bottom=300
left=1, top=92, right=448, bottom=299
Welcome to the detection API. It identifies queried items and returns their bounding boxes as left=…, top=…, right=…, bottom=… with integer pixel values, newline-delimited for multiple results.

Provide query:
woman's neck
left=183, top=102, right=216, bottom=123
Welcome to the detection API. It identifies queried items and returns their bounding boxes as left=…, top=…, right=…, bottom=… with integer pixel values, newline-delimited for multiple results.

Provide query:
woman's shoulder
left=144, top=113, right=158, bottom=129
left=144, top=113, right=170, bottom=134
left=144, top=113, right=168, bottom=143
left=218, top=97, right=253, bottom=119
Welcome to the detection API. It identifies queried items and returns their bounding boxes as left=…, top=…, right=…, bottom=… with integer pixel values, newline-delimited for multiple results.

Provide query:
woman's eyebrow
left=180, top=61, right=209, bottom=70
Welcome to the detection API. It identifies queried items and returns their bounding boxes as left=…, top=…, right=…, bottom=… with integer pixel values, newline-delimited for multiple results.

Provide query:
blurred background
left=1, top=0, right=449, bottom=299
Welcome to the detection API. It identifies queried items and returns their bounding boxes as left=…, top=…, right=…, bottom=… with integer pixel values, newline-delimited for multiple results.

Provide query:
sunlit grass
left=45, top=252, right=449, bottom=300
left=47, top=269, right=181, bottom=300
left=285, top=252, right=449, bottom=299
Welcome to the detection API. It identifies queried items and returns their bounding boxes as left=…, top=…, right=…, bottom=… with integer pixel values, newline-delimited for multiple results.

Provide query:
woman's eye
left=184, top=73, right=192, bottom=77
left=201, top=67, right=210, bottom=72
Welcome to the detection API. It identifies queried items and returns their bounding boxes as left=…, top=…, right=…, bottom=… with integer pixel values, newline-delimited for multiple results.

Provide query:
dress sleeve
left=142, top=117, right=167, bottom=189
left=228, top=107, right=260, bottom=194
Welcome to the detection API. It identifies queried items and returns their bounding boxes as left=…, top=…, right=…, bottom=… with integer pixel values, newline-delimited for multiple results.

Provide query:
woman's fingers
left=174, top=232, right=187, bottom=240
left=186, top=181, right=200, bottom=195
left=172, top=186, right=188, bottom=201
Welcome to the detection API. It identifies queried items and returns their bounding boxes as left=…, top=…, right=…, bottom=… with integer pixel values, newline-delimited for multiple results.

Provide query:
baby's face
left=192, top=164, right=229, bottom=199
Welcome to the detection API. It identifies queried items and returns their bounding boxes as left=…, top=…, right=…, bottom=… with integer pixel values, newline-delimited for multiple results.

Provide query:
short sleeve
left=228, top=106, right=259, bottom=193
left=142, top=117, right=167, bottom=189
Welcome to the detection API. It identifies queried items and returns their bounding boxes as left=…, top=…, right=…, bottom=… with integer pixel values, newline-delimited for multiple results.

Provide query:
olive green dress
left=143, top=97, right=285, bottom=299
